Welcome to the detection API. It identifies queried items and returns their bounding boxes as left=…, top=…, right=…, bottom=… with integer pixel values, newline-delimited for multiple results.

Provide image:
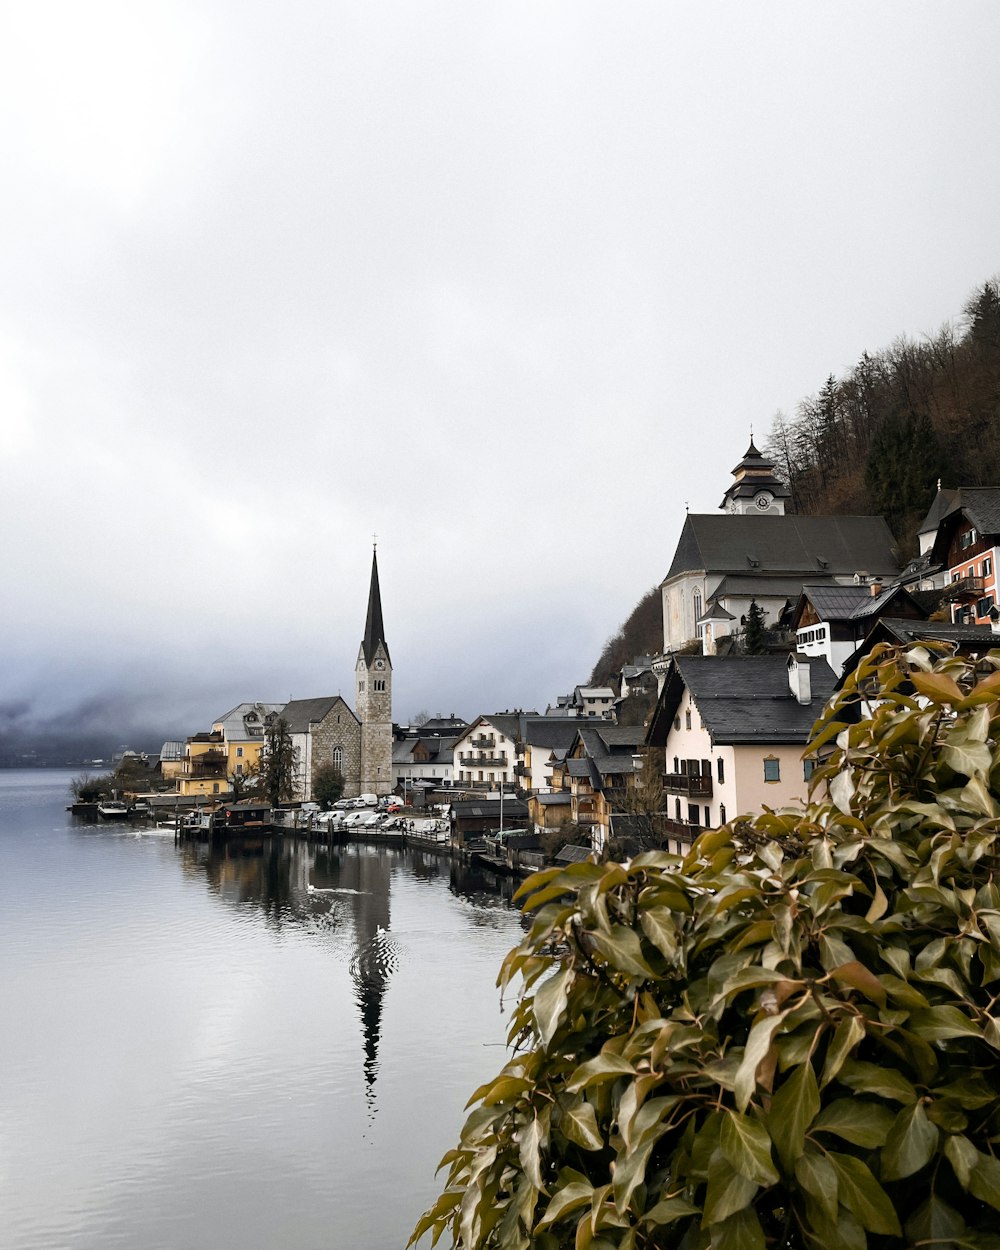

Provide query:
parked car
left=357, top=812, right=381, bottom=828
left=341, top=810, right=366, bottom=826
left=333, top=798, right=352, bottom=810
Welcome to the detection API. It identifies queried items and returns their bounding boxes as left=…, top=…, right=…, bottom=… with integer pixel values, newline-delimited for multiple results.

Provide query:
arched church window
left=332, top=746, right=343, bottom=771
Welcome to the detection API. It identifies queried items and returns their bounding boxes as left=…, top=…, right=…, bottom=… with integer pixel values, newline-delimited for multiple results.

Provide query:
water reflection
left=177, top=836, right=528, bottom=1114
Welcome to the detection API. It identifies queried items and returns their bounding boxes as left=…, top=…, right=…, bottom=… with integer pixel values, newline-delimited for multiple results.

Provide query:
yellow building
left=211, top=702, right=284, bottom=779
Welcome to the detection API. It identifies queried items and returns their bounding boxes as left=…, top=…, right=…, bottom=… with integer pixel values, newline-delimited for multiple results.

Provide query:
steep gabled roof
left=647, top=655, right=836, bottom=747
left=664, top=514, right=900, bottom=583
left=930, top=488, right=1000, bottom=563
left=839, top=617, right=1000, bottom=686
left=282, top=696, right=358, bottom=733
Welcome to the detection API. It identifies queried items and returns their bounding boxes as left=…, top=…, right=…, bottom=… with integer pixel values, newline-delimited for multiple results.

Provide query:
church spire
left=362, top=545, right=389, bottom=667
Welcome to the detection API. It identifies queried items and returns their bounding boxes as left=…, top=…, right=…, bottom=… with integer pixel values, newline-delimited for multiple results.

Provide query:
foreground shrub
left=413, top=645, right=1000, bottom=1249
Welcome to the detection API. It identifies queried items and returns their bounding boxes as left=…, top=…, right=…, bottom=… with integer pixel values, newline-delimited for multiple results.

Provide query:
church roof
left=664, top=514, right=900, bottom=583
left=362, top=548, right=390, bottom=667
left=282, top=696, right=357, bottom=733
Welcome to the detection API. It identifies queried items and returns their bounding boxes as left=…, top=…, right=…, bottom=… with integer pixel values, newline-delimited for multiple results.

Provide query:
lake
left=0, top=770, right=527, bottom=1250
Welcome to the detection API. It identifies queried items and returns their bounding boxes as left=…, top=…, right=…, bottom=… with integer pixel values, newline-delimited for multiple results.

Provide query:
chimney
left=870, top=579, right=883, bottom=598
left=787, top=653, right=812, bottom=704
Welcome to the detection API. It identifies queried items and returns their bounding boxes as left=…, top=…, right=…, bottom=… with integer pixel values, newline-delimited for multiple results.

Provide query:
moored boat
left=97, top=800, right=129, bottom=819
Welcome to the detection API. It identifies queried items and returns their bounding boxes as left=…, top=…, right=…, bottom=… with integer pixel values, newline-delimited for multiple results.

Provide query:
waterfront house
left=645, top=652, right=836, bottom=838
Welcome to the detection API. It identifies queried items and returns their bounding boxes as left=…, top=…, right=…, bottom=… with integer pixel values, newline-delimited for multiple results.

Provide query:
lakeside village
left=78, top=441, right=1000, bottom=875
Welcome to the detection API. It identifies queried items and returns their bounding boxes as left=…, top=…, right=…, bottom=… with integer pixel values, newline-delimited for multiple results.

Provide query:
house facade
left=646, top=653, right=836, bottom=836
left=928, top=489, right=1000, bottom=626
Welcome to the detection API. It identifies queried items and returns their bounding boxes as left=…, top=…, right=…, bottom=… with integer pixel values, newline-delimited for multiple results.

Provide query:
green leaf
left=904, top=1195, right=968, bottom=1248
left=734, top=1009, right=790, bottom=1112
left=639, top=907, right=679, bottom=963
left=820, top=1014, right=866, bottom=1087
left=766, top=1061, right=820, bottom=1172
left=828, top=1153, right=901, bottom=1236
left=944, top=1133, right=979, bottom=1188
left=612, top=1137, right=655, bottom=1215
left=880, top=1101, right=938, bottom=1180
left=642, top=1194, right=701, bottom=1226
left=535, top=1176, right=595, bottom=1232
left=811, top=1098, right=894, bottom=1148
left=969, top=1149, right=1000, bottom=1212
left=910, top=671, right=965, bottom=705
left=559, top=1097, right=604, bottom=1152
left=838, top=1060, right=918, bottom=1103
left=828, top=961, right=886, bottom=1006
left=709, top=1207, right=765, bottom=1250
left=795, top=1149, right=838, bottom=1224
left=588, top=925, right=657, bottom=979
left=909, top=1005, right=982, bottom=1043
left=533, top=964, right=572, bottom=1048
left=720, top=1111, right=779, bottom=1186
left=566, top=1052, right=635, bottom=1092
left=702, top=1150, right=758, bottom=1226
left=517, top=1114, right=544, bottom=1191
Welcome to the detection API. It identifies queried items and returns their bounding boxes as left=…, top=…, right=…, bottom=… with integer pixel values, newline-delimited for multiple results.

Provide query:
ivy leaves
left=412, top=646, right=1000, bottom=1250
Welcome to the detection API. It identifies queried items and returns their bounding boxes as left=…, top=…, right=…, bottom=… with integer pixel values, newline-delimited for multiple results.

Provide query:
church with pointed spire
left=356, top=546, right=393, bottom=796
left=281, top=545, right=393, bottom=802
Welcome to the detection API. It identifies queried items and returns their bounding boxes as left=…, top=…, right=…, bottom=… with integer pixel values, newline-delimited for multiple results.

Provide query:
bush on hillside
left=412, top=644, right=1000, bottom=1249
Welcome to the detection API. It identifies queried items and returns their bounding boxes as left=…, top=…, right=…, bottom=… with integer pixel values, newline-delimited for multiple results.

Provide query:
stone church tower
left=356, top=546, right=392, bottom=796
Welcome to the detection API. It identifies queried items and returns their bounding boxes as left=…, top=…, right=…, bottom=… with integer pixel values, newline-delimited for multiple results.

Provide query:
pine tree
left=743, top=599, right=767, bottom=654
left=252, top=716, right=299, bottom=806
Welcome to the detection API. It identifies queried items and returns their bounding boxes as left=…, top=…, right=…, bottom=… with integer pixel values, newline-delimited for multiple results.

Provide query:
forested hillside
left=766, top=277, right=1000, bottom=551
left=589, top=277, right=1000, bottom=687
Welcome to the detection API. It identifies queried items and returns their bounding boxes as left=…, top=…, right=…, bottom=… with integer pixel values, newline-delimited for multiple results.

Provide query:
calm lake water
left=0, top=770, right=527, bottom=1250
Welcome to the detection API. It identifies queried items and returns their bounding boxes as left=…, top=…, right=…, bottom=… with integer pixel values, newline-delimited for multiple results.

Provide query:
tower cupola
left=720, top=438, right=791, bottom=515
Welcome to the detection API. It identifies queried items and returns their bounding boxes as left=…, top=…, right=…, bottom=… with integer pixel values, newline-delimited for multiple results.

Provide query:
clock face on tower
left=374, top=659, right=385, bottom=670
left=754, top=491, right=772, bottom=511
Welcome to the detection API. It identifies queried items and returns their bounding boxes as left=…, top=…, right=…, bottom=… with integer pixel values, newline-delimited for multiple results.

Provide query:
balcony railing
left=468, top=735, right=496, bottom=749
left=458, top=754, right=508, bottom=767
left=662, top=772, right=713, bottom=797
left=944, top=575, right=986, bottom=601
left=179, top=752, right=228, bottom=779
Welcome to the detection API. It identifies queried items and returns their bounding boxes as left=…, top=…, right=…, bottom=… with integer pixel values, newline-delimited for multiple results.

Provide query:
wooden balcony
left=944, top=575, right=986, bottom=601
left=662, top=772, right=713, bottom=797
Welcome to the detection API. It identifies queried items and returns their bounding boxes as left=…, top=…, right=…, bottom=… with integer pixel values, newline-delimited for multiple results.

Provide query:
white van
left=356, top=793, right=378, bottom=807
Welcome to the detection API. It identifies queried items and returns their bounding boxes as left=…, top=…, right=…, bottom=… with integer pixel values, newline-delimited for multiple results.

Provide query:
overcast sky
left=2, top=1, right=998, bottom=748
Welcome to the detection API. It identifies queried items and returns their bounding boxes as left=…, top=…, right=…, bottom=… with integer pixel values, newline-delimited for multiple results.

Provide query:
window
left=978, top=595, right=995, bottom=619
left=374, top=679, right=386, bottom=692
left=984, top=557, right=993, bottom=578
left=693, top=590, right=702, bottom=627
left=675, top=798, right=682, bottom=820
left=716, top=757, right=725, bottom=784
left=719, top=803, right=726, bottom=825
left=359, top=681, right=365, bottom=692
left=763, top=757, right=780, bottom=783
left=803, top=758, right=815, bottom=781
left=236, top=747, right=243, bottom=757
left=212, top=783, right=220, bottom=794
left=685, top=709, right=692, bottom=730
left=333, top=747, right=342, bottom=771
left=235, top=763, right=243, bottom=775
left=704, top=806, right=710, bottom=826
left=673, top=756, right=680, bottom=772
left=953, top=570, right=963, bottom=582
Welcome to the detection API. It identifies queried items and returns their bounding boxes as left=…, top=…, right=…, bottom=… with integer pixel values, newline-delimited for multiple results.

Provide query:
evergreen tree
left=743, top=598, right=767, bottom=654
left=251, top=716, right=299, bottom=806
